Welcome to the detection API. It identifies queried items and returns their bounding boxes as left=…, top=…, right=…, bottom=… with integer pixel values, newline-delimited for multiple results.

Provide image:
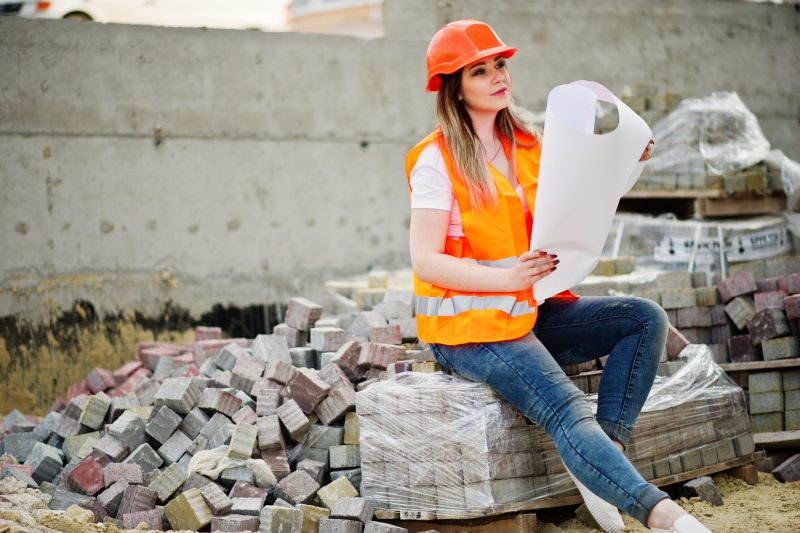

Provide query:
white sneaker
left=566, top=467, right=625, bottom=532
left=651, top=514, right=714, bottom=533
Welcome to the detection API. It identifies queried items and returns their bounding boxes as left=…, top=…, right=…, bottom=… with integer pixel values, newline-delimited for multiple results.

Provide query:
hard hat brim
left=426, top=45, right=516, bottom=93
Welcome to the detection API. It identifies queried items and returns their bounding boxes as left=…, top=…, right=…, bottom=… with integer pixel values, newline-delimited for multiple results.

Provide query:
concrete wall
left=1, top=0, right=798, bottom=322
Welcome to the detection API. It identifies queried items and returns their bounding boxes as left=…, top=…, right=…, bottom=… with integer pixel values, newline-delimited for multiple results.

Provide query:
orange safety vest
left=406, top=128, right=577, bottom=345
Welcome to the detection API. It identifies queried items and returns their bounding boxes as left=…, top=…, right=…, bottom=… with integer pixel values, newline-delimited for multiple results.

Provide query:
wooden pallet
left=374, top=452, right=762, bottom=522
left=619, top=189, right=786, bottom=218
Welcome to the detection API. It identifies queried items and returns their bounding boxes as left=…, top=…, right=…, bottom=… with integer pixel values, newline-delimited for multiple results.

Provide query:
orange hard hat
left=425, top=20, right=516, bottom=92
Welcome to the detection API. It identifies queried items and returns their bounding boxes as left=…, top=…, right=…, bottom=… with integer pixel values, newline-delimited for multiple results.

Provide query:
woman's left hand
left=640, top=139, right=654, bottom=162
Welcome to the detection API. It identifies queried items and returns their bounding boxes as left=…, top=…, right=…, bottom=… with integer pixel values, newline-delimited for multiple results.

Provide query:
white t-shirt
left=409, top=143, right=530, bottom=237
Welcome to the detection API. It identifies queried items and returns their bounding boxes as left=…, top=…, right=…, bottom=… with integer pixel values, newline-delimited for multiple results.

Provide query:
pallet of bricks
left=356, top=345, right=756, bottom=521
left=0, top=289, right=433, bottom=533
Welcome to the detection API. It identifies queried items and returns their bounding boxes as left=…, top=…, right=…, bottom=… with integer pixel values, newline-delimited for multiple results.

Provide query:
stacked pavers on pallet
left=0, top=290, right=423, bottom=533
left=356, top=347, right=753, bottom=518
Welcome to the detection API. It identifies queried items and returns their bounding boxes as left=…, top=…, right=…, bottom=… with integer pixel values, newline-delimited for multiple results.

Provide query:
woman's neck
left=469, top=109, right=499, bottom=146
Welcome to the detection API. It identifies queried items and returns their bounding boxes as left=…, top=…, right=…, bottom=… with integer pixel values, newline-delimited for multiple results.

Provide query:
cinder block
left=285, top=297, right=323, bottom=329
left=154, top=377, right=201, bottom=415
left=163, top=488, right=213, bottom=530
left=273, top=470, right=320, bottom=505
left=724, top=296, right=756, bottom=330
left=717, top=272, right=757, bottom=303
left=747, top=309, right=790, bottom=345
left=260, top=505, right=304, bottom=533
left=228, top=423, right=259, bottom=460
left=772, top=453, right=800, bottom=483
left=762, top=337, right=800, bottom=361
left=281, top=370, right=331, bottom=414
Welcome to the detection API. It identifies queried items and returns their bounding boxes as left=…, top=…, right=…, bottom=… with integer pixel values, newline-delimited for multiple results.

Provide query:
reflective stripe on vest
left=414, top=294, right=537, bottom=318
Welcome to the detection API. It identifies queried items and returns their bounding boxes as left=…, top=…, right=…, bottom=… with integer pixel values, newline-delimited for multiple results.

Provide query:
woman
left=407, top=20, right=712, bottom=533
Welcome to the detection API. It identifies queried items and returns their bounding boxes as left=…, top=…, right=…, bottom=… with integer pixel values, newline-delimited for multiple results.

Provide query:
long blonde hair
left=437, top=70, right=539, bottom=209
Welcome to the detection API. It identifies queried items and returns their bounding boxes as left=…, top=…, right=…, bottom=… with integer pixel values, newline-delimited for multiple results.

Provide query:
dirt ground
left=1, top=472, right=798, bottom=533
left=541, top=472, right=800, bottom=533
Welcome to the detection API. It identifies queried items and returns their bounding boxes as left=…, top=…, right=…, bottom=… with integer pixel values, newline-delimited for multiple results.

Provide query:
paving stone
left=717, top=272, right=757, bottom=303
left=24, top=442, right=63, bottom=484
left=319, top=364, right=354, bottom=392
left=4, top=432, right=43, bottom=463
left=358, top=343, right=404, bottom=370
left=762, top=336, right=800, bottom=360
left=298, top=503, right=331, bottom=533
left=311, top=328, right=348, bottom=352
left=79, top=394, right=111, bottom=430
left=197, top=479, right=234, bottom=514
left=108, top=395, right=140, bottom=422
left=123, top=443, right=163, bottom=474
left=233, top=405, right=259, bottom=426
left=273, top=470, right=320, bottom=505
left=134, top=378, right=162, bottom=407
left=368, top=325, right=402, bottom=345
left=749, top=412, right=783, bottom=433
left=676, top=307, right=712, bottom=328
left=277, top=399, right=311, bottom=442
left=660, top=288, right=695, bottom=309
left=683, top=476, right=723, bottom=506
left=290, top=347, right=318, bottom=369
left=343, top=413, right=360, bottom=446
left=158, top=430, right=192, bottom=465
left=164, top=488, right=213, bottom=530
left=154, top=377, right=201, bottom=415
left=724, top=296, right=756, bottom=330
left=282, top=370, right=332, bottom=414
left=108, top=411, right=146, bottom=450
left=256, top=391, right=283, bottom=417
left=149, top=463, right=188, bottom=502
left=747, top=308, right=790, bottom=345
left=329, top=445, right=360, bottom=470
left=116, top=484, right=158, bottom=518
left=67, top=456, right=105, bottom=496
left=285, top=297, right=323, bottom=329
left=104, top=463, right=142, bottom=487
left=296, top=459, right=327, bottom=485
left=319, top=518, right=363, bottom=533
left=754, top=290, right=788, bottom=312
left=251, top=334, right=292, bottom=364
left=212, top=513, right=261, bottom=532
left=229, top=480, right=268, bottom=501
left=265, top=360, right=298, bottom=385
left=332, top=341, right=366, bottom=381
left=257, top=415, right=285, bottom=450
left=228, top=423, right=259, bottom=460
left=749, top=391, right=784, bottom=414
left=221, top=466, right=256, bottom=486
left=122, top=508, right=162, bottom=530
left=63, top=432, right=100, bottom=463
left=778, top=273, right=800, bottom=295
left=201, top=412, right=235, bottom=449
left=0, top=467, right=38, bottom=489
left=261, top=448, right=291, bottom=480
left=230, top=496, right=263, bottom=516
left=260, top=505, right=304, bottom=533
left=178, top=407, right=210, bottom=440
left=87, top=368, right=117, bottom=394
left=317, top=476, right=358, bottom=509
left=305, top=424, right=344, bottom=450
left=230, top=355, right=267, bottom=394
left=274, top=323, right=308, bottom=349
left=330, top=468, right=361, bottom=490
left=97, top=481, right=128, bottom=516
left=92, top=434, right=129, bottom=462
left=330, top=496, right=374, bottom=522
left=146, top=406, right=183, bottom=444
left=53, top=413, right=84, bottom=439
left=729, top=334, right=762, bottom=362
left=199, top=387, right=243, bottom=417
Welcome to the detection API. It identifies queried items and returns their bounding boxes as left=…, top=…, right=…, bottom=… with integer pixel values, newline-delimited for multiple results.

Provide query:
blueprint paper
left=531, top=80, right=652, bottom=302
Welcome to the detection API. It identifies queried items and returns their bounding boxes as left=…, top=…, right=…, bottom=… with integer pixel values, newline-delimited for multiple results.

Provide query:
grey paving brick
left=158, top=430, right=193, bottom=465
left=108, top=411, right=146, bottom=450
left=260, top=504, right=304, bottom=533
left=251, top=334, right=292, bottom=365
left=154, top=377, right=201, bottom=415
left=146, top=406, right=183, bottom=444
left=123, top=443, right=163, bottom=474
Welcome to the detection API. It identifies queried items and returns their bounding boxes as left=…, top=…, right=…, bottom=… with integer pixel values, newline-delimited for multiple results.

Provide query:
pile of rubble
left=0, top=291, right=429, bottom=533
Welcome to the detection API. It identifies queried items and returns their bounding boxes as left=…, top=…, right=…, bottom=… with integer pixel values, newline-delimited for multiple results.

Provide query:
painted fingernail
left=554, top=259, right=560, bottom=265
left=552, top=254, right=558, bottom=258
left=552, top=265, right=558, bottom=271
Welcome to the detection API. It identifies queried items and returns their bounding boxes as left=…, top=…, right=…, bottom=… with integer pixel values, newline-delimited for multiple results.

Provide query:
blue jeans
left=430, top=296, right=670, bottom=525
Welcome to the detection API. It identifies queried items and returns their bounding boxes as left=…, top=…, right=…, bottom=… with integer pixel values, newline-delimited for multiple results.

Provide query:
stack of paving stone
left=355, top=348, right=754, bottom=518
left=745, top=369, right=800, bottom=433
left=0, top=292, right=426, bottom=533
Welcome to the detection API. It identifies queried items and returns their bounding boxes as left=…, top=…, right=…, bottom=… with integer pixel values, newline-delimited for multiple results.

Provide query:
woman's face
left=459, top=55, right=512, bottom=114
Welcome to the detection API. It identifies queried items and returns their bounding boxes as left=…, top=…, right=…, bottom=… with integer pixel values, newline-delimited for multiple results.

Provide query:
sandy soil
left=541, top=472, right=800, bottom=533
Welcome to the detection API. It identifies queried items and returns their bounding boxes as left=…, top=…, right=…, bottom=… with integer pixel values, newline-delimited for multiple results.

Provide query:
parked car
left=1, top=0, right=37, bottom=17
left=22, top=0, right=290, bottom=30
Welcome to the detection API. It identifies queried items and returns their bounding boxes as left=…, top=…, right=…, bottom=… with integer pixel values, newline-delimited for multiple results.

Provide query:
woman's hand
left=640, top=139, right=654, bottom=162
left=506, top=250, right=558, bottom=291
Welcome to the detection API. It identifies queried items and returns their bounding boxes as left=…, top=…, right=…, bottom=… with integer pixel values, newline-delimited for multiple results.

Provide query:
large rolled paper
left=531, top=80, right=652, bottom=302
